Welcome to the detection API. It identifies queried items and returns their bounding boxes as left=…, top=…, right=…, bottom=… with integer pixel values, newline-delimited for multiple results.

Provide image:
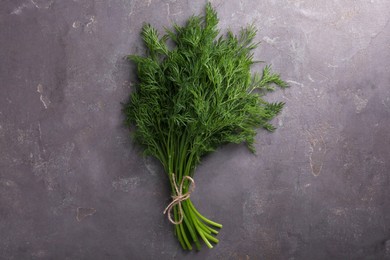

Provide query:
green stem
left=203, top=231, right=219, bottom=244
left=192, top=217, right=213, bottom=249
left=174, top=207, right=186, bottom=250
left=179, top=220, right=192, bottom=250
left=189, top=209, right=211, bottom=235
left=182, top=205, right=201, bottom=250
left=176, top=225, right=187, bottom=250
left=166, top=139, right=222, bottom=250
left=188, top=200, right=223, bottom=228
left=186, top=201, right=219, bottom=244
left=190, top=208, right=219, bottom=235
left=182, top=201, right=212, bottom=248
left=177, top=132, right=188, bottom=183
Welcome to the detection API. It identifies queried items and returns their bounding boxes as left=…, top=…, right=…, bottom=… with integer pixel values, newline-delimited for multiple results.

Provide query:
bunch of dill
left=124, top=3, right=287, bottom=250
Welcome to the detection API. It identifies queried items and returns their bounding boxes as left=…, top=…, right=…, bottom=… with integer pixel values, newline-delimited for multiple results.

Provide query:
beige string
left=163, top=173, right=195, bottom=225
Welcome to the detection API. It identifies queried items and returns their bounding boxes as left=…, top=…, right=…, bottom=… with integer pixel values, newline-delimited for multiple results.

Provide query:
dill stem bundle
left=124, top=3, right=287, bottom=250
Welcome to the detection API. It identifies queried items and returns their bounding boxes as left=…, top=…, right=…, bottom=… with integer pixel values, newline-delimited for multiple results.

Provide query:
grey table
left=1, top=0, right=390, bottom=259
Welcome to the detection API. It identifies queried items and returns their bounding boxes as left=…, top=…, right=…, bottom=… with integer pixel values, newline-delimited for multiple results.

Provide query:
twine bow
left=163, top=173, right=195, bottom=224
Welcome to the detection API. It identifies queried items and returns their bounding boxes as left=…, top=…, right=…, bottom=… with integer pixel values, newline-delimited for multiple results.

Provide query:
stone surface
left=1, top=0, right=390, bottom=259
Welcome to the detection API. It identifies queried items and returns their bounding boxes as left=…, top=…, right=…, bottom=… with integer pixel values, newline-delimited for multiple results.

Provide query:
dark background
left=1, top=0, right=390, bottom=259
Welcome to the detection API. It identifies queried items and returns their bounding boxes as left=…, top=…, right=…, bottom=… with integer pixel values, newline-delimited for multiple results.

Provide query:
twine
left=163, top=173, right=195, bottom=225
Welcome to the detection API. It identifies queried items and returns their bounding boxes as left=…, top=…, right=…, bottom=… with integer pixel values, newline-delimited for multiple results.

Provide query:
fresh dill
left=124, top=3, right=287, bottom=250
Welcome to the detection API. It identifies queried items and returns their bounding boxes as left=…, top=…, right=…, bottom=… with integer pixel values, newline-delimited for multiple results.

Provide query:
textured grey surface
left=1, top=0, right=390, bottom=259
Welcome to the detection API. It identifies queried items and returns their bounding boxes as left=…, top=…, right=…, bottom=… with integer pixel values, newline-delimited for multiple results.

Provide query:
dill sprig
left=124, top=3, right=287, bottom=250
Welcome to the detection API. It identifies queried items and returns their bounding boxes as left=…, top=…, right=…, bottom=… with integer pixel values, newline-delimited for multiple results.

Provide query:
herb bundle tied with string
left=124, top=3, right=288, bottom=250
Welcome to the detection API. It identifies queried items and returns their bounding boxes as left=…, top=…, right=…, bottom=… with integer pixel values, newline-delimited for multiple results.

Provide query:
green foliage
left=124, top=2, right=287, bottom=250
left=125, top=3, right=286, bottom=168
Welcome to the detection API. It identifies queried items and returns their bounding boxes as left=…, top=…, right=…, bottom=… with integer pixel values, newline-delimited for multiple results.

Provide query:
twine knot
left=163, top=173, right=195, bottom=224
